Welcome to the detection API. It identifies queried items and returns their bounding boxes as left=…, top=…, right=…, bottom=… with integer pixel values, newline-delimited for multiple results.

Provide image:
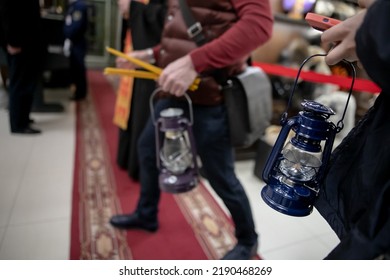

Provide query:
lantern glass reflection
left=160, top=130, right=193, bottom=174
left=279, top=142, right=322, bottom=182
left=152, top=100, right=199, bottom=194
left=261, top=100, right=337, bottom=216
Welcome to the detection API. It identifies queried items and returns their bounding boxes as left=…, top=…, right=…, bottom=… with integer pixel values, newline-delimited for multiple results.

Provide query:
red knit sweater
left=153, top=0, right=273, bottom=74
left=190, top=0, right=273, bottom=73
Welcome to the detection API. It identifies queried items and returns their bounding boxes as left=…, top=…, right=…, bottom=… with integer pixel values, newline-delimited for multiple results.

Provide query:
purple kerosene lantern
left=150, top=90, right=199, bottom=193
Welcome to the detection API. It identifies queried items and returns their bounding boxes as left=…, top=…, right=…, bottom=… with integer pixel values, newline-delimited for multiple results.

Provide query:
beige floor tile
left=8, top=110, right=75, bottom=225
left=0, top=181, right=18, bottom=228
left=0, top=227, right=5, bottom=247
left=9, top=182, right=72, bottom=226
left=317, top=232, right=340, bottom=252
left=261, top=237, right=332, bottom=260
left=0, top=219, right=70, bottom=260
left=0, top=111, right=35, bottom=227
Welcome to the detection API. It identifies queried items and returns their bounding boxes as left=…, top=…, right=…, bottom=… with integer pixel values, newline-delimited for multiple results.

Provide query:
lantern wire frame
left=281, top=53, right=356, bottom=134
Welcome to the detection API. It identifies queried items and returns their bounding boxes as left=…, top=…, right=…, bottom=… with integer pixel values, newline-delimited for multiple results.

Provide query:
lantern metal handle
left=281, top=54, right=356, bottom=133
left=149, top=87, right=194, bottom=126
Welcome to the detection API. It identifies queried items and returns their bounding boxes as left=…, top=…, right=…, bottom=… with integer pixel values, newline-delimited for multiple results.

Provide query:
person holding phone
left=314, top=0, right=390, bottom=259
left=63, top=0, right=89, bottom=101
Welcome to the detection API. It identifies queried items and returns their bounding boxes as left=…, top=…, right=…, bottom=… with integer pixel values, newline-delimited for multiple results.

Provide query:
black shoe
left=32, top=103, right=64, bottom=112
left=221, top=242, right=258, bottom=260
left=109, top=212, right=158, bottom=232
left=11, top=127, right=42, bottom=135
left=69, top=96, right=86, bottom=101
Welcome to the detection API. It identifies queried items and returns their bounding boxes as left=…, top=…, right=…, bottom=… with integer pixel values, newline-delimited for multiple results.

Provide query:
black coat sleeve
left=0, top=0, right=41, bottom=48
left=355, top=0, right=390, bottom=93
left=129, top=1, right=166, bottom=50
left=322, top=0, right=390, bottom=259
left=324, top=181, right=390, bottom=259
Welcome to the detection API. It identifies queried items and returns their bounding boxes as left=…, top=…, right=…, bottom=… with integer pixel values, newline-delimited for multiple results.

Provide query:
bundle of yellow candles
left=104, top=47, right=200, bottom=91
left=104, top=68, right=158, bottom=80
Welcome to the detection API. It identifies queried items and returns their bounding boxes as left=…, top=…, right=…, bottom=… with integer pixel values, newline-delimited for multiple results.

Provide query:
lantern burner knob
left=301, top=100, right=335, bottom=116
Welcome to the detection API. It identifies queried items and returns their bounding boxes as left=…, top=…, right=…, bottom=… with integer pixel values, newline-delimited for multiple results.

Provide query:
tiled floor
left=0, top=82, right=339, bottom=260
left=0, top=87, right=75, bottom=260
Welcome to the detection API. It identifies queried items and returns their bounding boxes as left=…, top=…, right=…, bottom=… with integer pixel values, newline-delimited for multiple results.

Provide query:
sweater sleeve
left=190, top=0, right=273, bottom=73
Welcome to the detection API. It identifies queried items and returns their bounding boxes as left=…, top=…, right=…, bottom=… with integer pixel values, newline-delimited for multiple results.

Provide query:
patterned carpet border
left=174, top=185, right=236, bottom=259
left=71, top=94, right=132, bottom=259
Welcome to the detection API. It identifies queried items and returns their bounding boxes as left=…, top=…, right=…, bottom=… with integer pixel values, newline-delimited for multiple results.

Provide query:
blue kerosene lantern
left=261, top=54, right=356, bottom=216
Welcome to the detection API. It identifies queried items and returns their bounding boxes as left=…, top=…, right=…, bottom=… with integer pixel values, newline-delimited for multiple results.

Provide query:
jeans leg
left=8, top=52, right=36, bottom=131
left=193, top=104, right=258, bottom=246
left=70, top=50, right=87, bottom=99
left=136, top=99, right=174, bottom=220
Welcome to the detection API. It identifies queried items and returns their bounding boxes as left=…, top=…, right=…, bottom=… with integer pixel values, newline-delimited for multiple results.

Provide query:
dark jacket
left=0, top=0, right=43, bottom=51
left=315, top=0, right=390, bottom=259
left=129, top=0, right=166, bottom=50
left=63, top=0, right=88, bottom=50
left=116, top=0, right=167, bottom=180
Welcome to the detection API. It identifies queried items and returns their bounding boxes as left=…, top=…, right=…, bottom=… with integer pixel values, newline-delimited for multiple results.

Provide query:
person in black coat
left=116, top=0, right=166, bottom=180
left=64, top=0, right=89, bottom=101
left=0, top=0, right=44, bottom=134
left=316, top=0, right=390, bottom=259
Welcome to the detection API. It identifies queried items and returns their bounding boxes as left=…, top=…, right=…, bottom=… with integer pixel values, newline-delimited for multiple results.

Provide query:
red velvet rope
left=253, top=62, right=381, bottom=94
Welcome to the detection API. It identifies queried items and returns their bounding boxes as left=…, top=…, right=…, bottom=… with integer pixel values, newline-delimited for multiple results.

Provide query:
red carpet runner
left=70, top=70, right=241, bottom=259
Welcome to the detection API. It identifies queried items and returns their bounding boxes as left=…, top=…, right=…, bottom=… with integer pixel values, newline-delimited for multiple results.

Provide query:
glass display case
left=86, top=0, right=121, bottom=66
left=40, top=0, right=120, bottom=67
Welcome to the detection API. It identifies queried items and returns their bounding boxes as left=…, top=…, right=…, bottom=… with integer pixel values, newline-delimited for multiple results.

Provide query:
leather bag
left=222, top=66, right=272, bottom=147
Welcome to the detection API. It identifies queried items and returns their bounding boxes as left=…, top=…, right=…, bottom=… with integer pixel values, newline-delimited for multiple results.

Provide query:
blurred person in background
left=63, top=0, right=89, bottom=101
left=0, top=0, right=44, bottom=134
left=0, top=47, right=8, bottom=109
left=116, top=0, right=166, bottom=181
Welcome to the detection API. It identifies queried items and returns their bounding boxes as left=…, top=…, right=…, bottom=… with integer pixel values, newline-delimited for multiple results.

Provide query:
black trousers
left=6, top=49, right=42, bottom=131
left=69, top=47, right=87, bottom=99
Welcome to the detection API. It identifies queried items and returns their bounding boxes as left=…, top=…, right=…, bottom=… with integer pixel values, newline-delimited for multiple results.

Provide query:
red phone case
left=305, top=12, right=341, bottom=31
